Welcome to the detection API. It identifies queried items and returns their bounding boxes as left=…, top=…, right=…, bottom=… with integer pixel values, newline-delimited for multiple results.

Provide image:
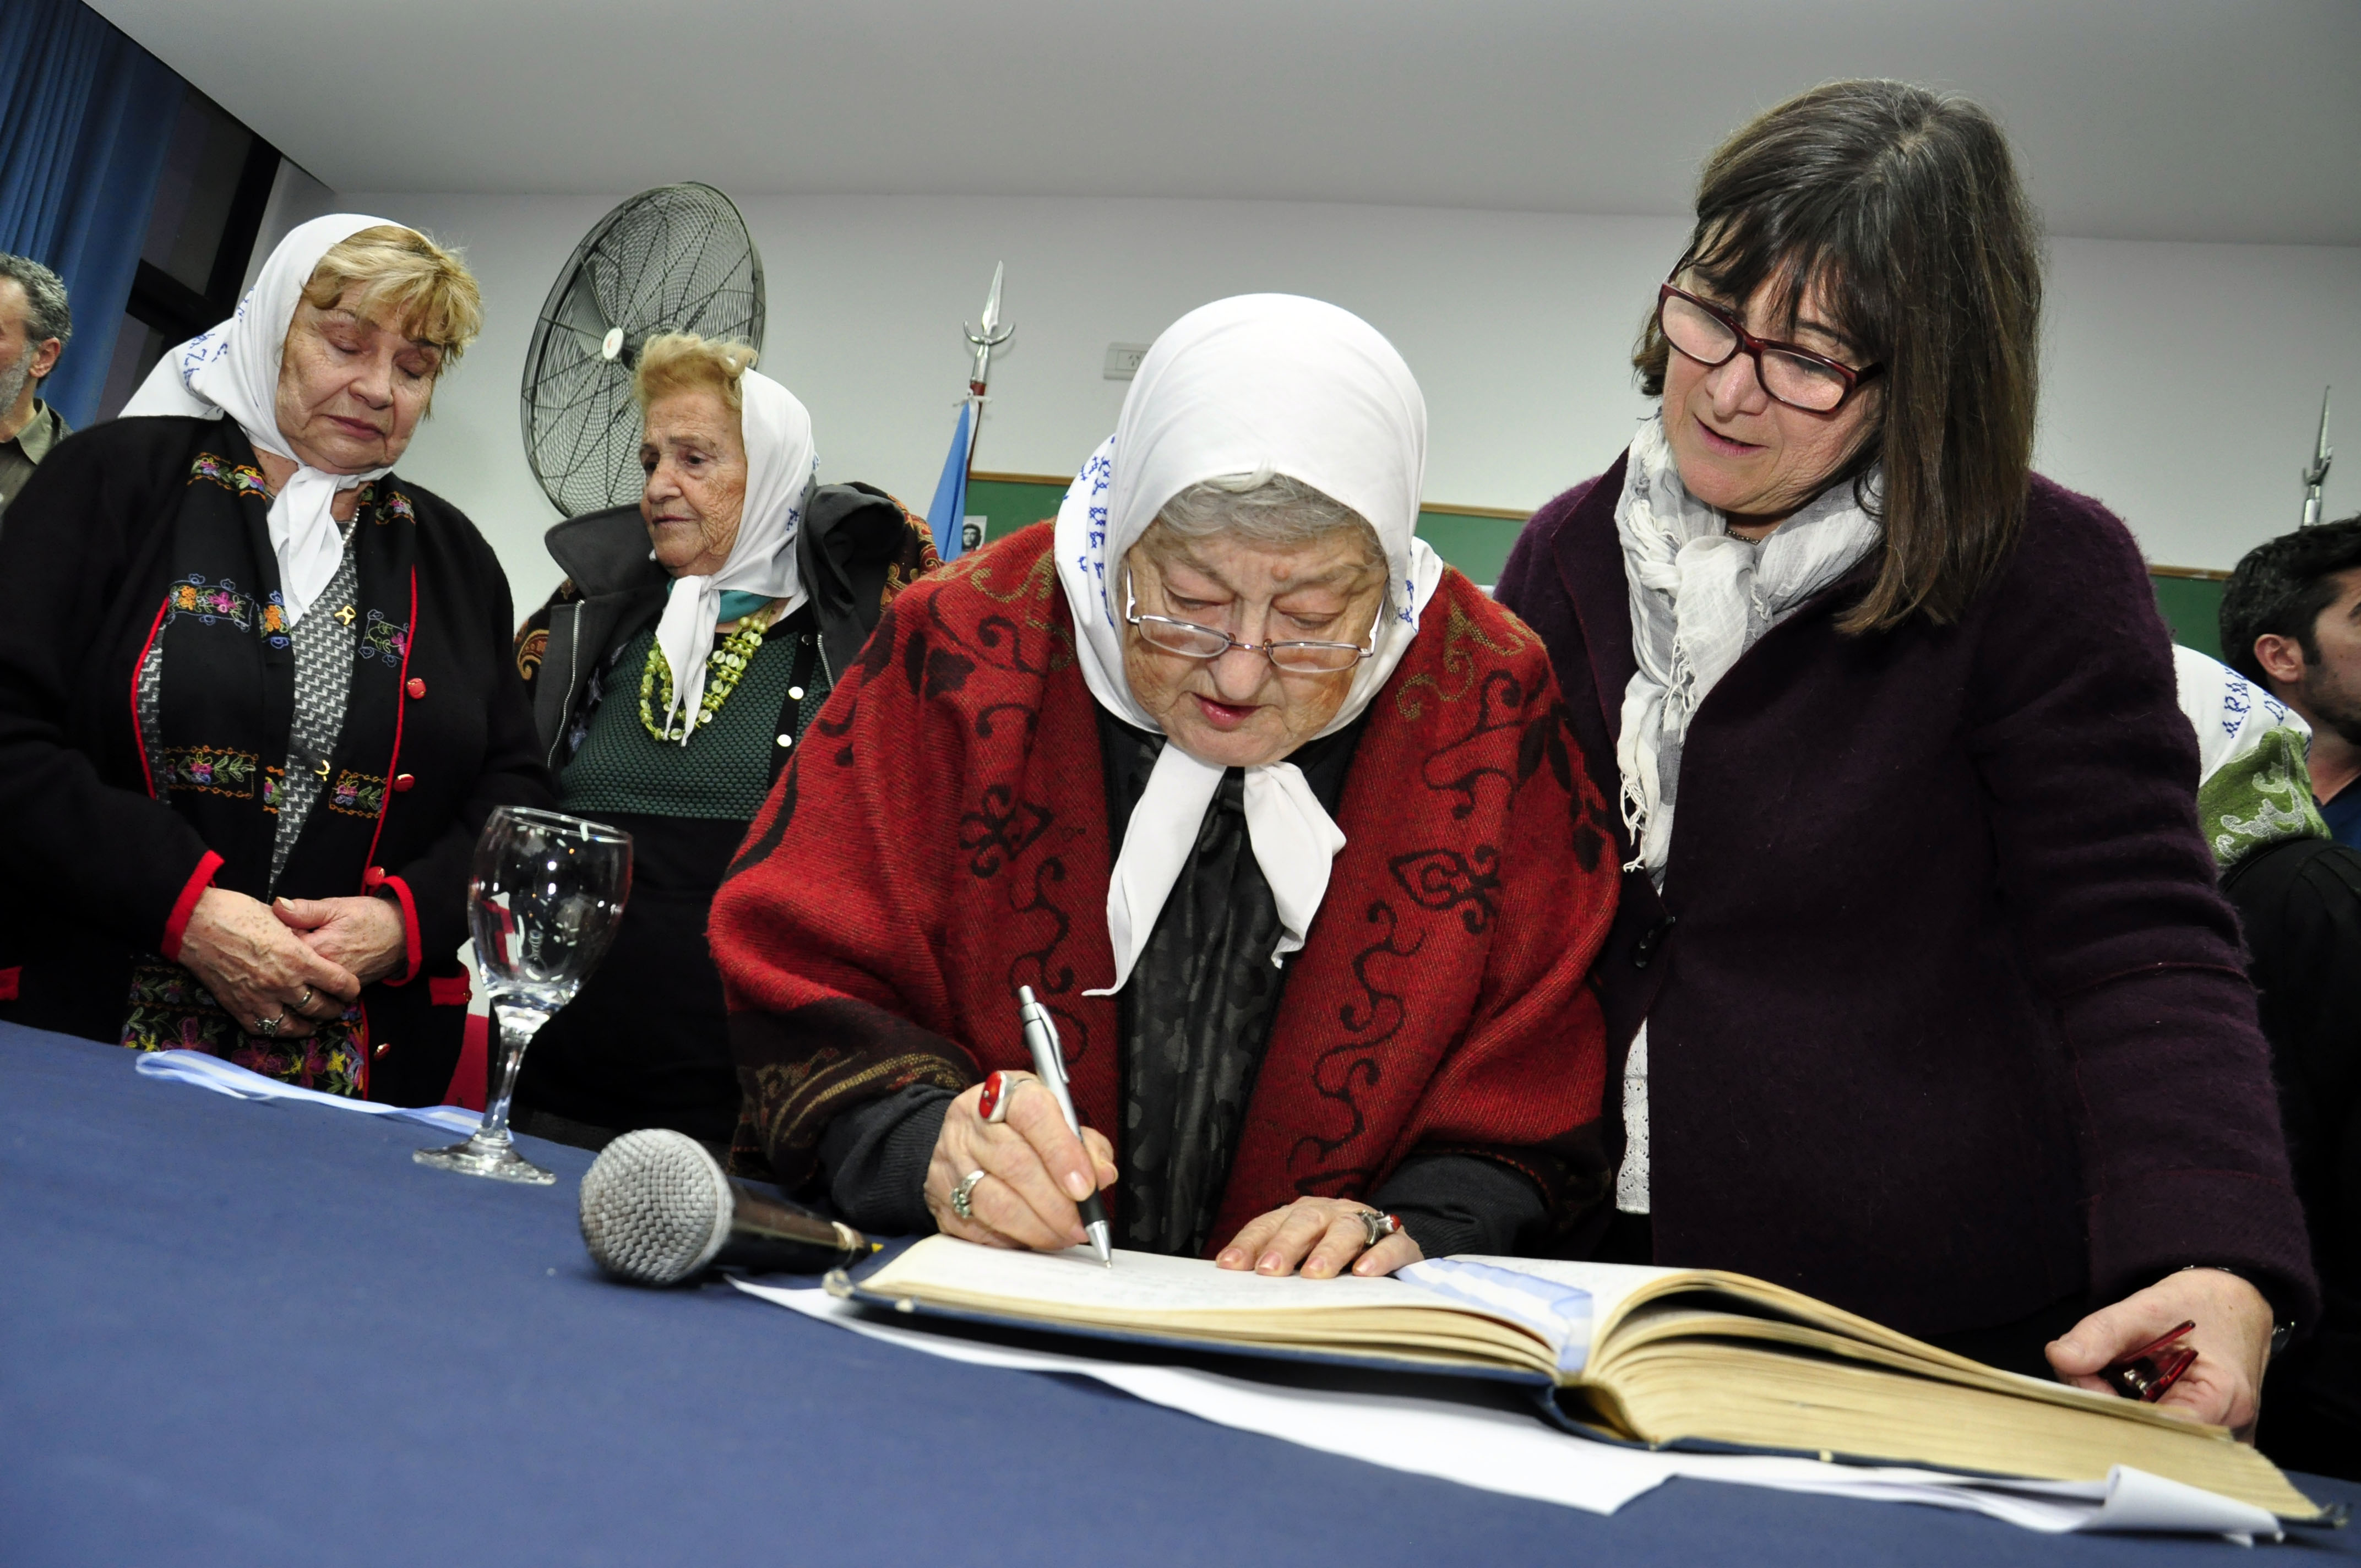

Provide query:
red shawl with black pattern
left=711, top=521, right=1619, bottom=1249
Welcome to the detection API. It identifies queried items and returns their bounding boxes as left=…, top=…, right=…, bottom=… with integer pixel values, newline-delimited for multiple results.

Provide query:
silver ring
left=1356, top=1208, right=1401, bottom=1250
left=296, top=987, right=315, bottom=1013
left=951, top=1168, right=988, bottom=1223
left=254, top=1012, right=286, bottom=1038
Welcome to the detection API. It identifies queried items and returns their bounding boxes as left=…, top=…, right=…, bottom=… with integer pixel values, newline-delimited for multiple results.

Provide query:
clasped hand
left=175, top=886, right=407, bottom=1037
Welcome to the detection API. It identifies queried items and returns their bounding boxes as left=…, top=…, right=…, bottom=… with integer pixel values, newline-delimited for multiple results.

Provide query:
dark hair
left=1636, top=80, right=2042, bottom=633
left=0, top=253, right=71, bottom=375
left=2219, top=515, right=2361, bottom=685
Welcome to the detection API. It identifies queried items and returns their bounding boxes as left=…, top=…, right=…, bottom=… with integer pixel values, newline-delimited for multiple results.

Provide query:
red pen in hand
left=2101, top=1320, right=2198, bottom=1402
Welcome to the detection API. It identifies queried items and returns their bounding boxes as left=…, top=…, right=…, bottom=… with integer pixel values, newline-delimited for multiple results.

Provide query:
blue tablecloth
left=2, top=1022, right=2352, bottom=1566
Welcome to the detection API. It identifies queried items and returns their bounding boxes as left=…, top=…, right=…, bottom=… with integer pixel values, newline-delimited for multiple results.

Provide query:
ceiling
left=89, top=0, right=2361, bottom=244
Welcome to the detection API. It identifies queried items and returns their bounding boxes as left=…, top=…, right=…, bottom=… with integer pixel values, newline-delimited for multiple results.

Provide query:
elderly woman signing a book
left=711, top=294, right=1620, bottom=1276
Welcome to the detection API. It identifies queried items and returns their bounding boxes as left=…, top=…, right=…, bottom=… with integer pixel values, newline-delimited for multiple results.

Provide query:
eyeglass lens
left=1660, top=292, right=1851, bottom=412
left=1132, top=616, right=1364, bottom=674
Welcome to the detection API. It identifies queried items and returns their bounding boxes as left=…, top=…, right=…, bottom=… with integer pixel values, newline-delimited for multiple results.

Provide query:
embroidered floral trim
left=120, top=958, right=365, bottom=1097
left=260, top=765, right=285, bottom=813
left=357, top=608, right=410, bottom=668
left=325, top=769, right=387, bottom=818
left=161, top=745, right=261, bottom=799
left=188, top=453, right=271, bottom=500
left=165, top=575, right=290, bottom=647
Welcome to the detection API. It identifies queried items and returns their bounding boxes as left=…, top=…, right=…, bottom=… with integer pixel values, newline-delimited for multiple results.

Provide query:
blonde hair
left=299, top=224, right=482, bottom=361
left=634, top=333, right=759, bottom=412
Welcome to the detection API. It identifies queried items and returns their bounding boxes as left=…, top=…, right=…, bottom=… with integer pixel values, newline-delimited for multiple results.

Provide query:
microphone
left=579, top=1128, right=874, bottom=1286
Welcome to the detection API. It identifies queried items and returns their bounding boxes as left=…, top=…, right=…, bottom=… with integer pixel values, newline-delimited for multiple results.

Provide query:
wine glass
left=414, top=805, right=631, bottom=1184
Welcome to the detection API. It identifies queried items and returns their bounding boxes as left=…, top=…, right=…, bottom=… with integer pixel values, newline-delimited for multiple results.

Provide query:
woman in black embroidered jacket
left=0, top=215, right=550, bottom=1104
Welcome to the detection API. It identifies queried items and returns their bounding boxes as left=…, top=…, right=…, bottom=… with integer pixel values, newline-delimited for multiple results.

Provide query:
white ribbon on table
left=134, top=1048, right=480, bottom=1135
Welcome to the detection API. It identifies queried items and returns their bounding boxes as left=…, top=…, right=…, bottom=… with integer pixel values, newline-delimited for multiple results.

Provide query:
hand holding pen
left=2044, top=1267, right=2278, bottom=1440
left=921, top=989, right=1118, bottom=1261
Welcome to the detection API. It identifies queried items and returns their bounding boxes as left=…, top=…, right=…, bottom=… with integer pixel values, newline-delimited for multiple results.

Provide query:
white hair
left=1150, top=470, right=1384, bottom=570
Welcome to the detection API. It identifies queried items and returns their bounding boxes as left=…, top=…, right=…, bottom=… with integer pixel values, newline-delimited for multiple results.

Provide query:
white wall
left=2042, top=237, right=2358, bottom=567
left=342, top=190, right=2361, bottom=612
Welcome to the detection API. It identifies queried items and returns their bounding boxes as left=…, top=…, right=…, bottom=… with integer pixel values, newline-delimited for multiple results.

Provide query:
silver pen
left=1015, top=985, right=1113, bottom=1266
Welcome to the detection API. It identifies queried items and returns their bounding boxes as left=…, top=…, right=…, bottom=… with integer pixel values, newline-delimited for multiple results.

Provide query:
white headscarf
left=1613, top=412, right=1881, bottom=881
left=2170, top=644, right=2326, bottom=866
left=122, top=214, right=404, bottom=628
left=1052, top=294, right=1444, bottom=995
left=2172, top=644, right=2308, bottom=785
left=651, top=367, right=817, bottom=741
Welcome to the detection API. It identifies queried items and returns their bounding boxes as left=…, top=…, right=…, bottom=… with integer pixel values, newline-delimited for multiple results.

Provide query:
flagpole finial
left=2301, top=385, right=2333, bottom=527
left=965, top=262, right=1013, bottom=396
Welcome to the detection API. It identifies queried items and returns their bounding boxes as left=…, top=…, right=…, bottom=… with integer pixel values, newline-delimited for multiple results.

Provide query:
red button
left=393, top=773, right=415, bottom=792
left=374, top=1041, right=391, bottom=1059
left=406, top=678, right=426, bottom=699
left=363, top=865, right=387, bottom=888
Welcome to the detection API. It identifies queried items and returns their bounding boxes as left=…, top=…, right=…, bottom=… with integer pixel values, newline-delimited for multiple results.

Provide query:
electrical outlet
left=1104, top=343, right=1150, bottom=380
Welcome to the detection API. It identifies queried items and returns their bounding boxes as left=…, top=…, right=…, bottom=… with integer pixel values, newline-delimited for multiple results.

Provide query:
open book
left=852, top=1237, right=2323, bottom=1522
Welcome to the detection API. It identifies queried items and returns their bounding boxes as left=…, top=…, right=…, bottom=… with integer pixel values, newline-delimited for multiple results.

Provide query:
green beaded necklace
left=639, top=602, right=775, bottom=743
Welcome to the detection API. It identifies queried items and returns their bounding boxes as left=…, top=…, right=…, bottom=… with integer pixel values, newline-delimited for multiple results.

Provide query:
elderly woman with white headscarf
left=0, top=215, right=550, bottom=1103
left=505, top=334, right=938, bottom=1152
left=712, top=294, right=1620, bottom=1275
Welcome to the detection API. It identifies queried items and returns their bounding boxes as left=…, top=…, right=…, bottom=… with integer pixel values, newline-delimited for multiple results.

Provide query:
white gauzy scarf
left=1053, top=293, right=1444, bottom=996
left=121, top=213, right=401, bottom=628
left=1614, top=412, right=1883, bottom=881
left=651, top=368, right=817, bottom=741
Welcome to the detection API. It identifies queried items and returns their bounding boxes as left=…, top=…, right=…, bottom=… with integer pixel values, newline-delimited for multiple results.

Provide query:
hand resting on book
left=2045, top=1267, right=2274, bottom=1440
left=924, top=1073, right=1119, bottom=1252
left=1216, top=1197, right=1425, bottom=1279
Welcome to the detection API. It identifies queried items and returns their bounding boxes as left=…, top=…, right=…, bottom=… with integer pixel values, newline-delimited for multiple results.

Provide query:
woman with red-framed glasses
left=1494, top=79, right=2311, bottom=1450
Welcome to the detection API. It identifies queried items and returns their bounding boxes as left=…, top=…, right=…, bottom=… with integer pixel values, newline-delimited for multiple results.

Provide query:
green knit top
left=560, top=620, right=825, bottom=821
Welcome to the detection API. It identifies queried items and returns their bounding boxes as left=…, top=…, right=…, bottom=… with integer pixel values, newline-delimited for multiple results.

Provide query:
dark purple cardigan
left=1496, top=456, right=2318, bottom=1338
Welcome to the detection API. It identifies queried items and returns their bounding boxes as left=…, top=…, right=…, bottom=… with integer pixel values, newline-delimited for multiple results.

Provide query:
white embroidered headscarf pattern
left=650, top=367, right=817, bottom=741
left=2170, top=644, right=2325, bottom=865
left=122, top=213, right=404, bottom=628
left=1052, top=293, right=1444, bottom=995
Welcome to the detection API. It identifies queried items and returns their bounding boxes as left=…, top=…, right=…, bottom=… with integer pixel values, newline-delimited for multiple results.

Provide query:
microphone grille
left=578, top=1128, right=735, bottom=1286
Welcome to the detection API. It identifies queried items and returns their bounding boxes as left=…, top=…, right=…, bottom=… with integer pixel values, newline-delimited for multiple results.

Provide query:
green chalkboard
left=2152, top=575, right=2227, bottom=661
left=961, top=475, right=2229, bottom=654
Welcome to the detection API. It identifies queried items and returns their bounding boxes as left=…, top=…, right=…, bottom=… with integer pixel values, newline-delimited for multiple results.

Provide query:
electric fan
left=519, top=183, right=766, bottom=517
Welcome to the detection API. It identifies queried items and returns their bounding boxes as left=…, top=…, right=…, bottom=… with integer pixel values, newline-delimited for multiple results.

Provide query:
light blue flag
left=926, top=402, right=974, bottom=561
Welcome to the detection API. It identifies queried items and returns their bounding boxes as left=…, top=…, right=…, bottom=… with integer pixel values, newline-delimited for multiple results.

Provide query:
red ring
left=978, top=1070, right=1011, bottom=1124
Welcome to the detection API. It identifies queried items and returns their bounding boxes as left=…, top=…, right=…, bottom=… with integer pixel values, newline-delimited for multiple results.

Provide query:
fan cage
left=520, top=182, right=766, bottom=518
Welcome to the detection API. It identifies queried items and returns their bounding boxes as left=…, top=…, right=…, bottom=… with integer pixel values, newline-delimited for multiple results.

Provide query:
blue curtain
left=0, top=0, right=180, bottom=429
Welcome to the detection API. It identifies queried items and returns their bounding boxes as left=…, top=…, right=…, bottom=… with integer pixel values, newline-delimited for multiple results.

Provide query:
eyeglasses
left=1123, top=568, right=1377, bottom=674
left=1655, top=280, right=1883, bottom=413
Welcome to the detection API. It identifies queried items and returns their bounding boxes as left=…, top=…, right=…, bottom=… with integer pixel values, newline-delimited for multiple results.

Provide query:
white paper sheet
left=735, top=1280, right=2280, bottom=1542
left=133, top=1048, right=481, bottom=1135
left=872, top=1235, right=1444, bottom=1314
